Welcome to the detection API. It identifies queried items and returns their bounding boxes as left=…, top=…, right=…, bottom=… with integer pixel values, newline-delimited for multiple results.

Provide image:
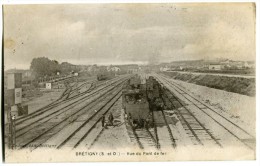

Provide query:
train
left=146, top=76, right=160, bottom=100
left=146, top=76, right=164, bottom=111
left=122, top=75, right=151, bottom=128
left=97, top=71, right=115, bottom=81
left=122, top=75, right=166, bottom=129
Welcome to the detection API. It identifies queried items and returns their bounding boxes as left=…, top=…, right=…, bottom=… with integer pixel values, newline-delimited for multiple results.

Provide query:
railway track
left=82, top=98, right=124, bottom=150
left=126, top=112, right=159, bottom=150
left=56, top=90, right=122, bottom=149
left=33, top=87, right=123, bottom=150
left=15, top=77, right=126, bottom=131
left=58, top=79, right=96, bottom=101
left=153, top=111, right=176, bottom=149
left=153, top=74, right=222, bottom=148
left=49, top=77, right=79, bottom=102
left=154, top=73, right=255, bottom=150
left=85, top=125, right=105, bottom=150
left=15, top=79, right=124, bottom=139
left=15, top=76, right=127, bottom=125
left=59, top=80, right=96, bottom=101
left=161, top=110, right=177, bottom=148
left=151, top=110, right=160, bottom=149
left=149, top=83, right=177, bottom=149
left=68, top=81, right=92, bottom=98
left=123, top=74, right=177, bottom=150
left=160, top=74, right=255, bottom=136
left=130, top=127, right=158, bottom=150
left=15, top=77, right=130, bottom=149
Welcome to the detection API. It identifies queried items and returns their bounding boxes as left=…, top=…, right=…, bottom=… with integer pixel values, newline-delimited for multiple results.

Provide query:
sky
left=3, top=3, right=256, bottom=69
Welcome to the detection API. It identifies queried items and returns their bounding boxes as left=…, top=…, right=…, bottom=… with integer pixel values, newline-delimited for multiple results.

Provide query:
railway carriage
left=146, top=76, right=166, bottom=111
left=146, top=76, right=160, bottom=101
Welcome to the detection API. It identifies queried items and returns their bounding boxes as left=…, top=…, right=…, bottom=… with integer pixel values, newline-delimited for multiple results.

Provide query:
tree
left=30, top=57, right=60, bottom=78
left=50, top=60, right=61, bottom=74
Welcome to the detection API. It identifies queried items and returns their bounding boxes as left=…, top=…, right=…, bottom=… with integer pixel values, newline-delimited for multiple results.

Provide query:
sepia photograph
left=1, top=1, right=257, bottom=163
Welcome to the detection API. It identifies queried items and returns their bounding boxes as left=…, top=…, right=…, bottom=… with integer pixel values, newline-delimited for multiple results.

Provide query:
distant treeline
left=30, top=57, right=80, bottom=78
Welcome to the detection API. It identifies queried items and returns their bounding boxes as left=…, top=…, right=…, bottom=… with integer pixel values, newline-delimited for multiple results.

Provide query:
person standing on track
left=108, top=112, right=114, bottom=126
left=101, top=114, right=105, bottom=127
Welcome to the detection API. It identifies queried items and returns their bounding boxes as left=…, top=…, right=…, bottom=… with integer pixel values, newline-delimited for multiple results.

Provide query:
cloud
left=3, top=3, right=255, bottom=69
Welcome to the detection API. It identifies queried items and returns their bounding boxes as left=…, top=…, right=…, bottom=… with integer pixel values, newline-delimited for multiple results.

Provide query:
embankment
left=161, top=71, right=255, bottom=96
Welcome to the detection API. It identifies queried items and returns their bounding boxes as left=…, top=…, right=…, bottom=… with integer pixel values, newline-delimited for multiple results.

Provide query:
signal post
left=6, top=72, right=22, bottom=149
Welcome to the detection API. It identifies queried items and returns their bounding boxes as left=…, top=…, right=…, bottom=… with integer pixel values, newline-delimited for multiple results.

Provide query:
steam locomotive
left=122, top=75, right=151, bottom=128
left=122, top=75, right=166, bottom=129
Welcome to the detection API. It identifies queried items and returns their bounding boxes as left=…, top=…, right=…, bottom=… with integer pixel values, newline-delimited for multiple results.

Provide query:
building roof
left=5, top=69, right=30, bottom=74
